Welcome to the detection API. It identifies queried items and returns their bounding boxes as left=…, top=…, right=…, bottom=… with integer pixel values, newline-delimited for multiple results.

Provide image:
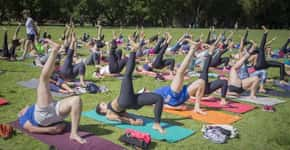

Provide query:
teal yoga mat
left=82, top=110, right=195, bottom=143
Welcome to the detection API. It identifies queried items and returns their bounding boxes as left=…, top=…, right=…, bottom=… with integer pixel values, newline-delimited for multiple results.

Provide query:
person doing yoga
left=152, top=32, right=175, bottom=76
left=253, top=26, right=288, bottom=82
left=95, top=46, right=165, bottom=133
left=60, top=32, right=86, bottom=87
left=154, top=35, right=224, bottom=115
left=0, top=23, right=22, bottom=61
left=17, top=39, right=86, bottom=144
left=228, top=38, right=260, bottom=99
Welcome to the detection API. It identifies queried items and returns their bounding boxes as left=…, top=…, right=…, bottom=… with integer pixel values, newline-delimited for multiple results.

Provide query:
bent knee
left=71, top=96, right=82, bottom=105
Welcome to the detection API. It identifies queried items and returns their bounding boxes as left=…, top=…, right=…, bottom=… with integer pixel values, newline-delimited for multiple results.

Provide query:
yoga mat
left=82, top=110, right=195, bottom=143
left=163, top=108, right=241, bottom=124
left=0, top=98, right=8, bottom=105
left=235, top=96, right=286, bottom=106
left=274, top=80, right=290, bottom=91
left=17, top=79, right=70, bottom=98
left=209, top=67, right=229, bottom=75
left=10, top=121, right=123, bottom=150
left=189, top=97, right=255, bottom=114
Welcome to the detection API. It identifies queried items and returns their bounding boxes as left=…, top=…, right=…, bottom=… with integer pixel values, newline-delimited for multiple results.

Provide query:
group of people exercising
left=1, top=10, right=289, bottom=144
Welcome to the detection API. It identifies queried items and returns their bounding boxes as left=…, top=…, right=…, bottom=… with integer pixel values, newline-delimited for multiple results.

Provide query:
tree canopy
left=0, top=0, right=289, bottom=28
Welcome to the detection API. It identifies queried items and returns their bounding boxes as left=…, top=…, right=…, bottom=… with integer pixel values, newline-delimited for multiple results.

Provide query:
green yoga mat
left=82, top=110, right=195, bottom=143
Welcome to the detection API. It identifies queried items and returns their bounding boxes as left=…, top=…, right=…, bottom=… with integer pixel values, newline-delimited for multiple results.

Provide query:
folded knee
left=71, top=96, right=82, bottom=105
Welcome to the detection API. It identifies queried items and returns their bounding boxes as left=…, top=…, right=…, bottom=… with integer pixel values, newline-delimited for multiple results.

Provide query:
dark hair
left=95, top=104, right=106, bottom=115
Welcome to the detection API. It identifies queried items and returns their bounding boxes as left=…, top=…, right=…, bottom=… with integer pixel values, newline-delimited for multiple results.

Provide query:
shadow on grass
left=80, top=124, right=114, bottom=136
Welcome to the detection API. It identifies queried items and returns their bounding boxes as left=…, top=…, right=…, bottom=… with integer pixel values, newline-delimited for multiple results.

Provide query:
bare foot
left=70, top=134, right=87, bottom=144
left=153, top=124, right=166, bottom=134
left=249, top=95, right=256, bottom=100
left=193, top=108, right=207, bottom=115
left=220, top=99, right=228, bottom=106
left=259, top=88, right=266, bottom=93
left=280, top=80, right=288, bottom=85
left=262, top=25, right=268, bottom=33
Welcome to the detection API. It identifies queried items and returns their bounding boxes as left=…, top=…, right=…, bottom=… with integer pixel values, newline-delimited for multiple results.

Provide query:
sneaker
left=263, top=105, right=275, bottom=112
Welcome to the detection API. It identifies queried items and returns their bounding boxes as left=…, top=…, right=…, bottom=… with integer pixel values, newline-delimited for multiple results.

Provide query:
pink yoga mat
left=0, top=98, right=8, bottom=105
left=190, top=97, right=255, bottom=114
left=10, top=121, right=123, bottom=150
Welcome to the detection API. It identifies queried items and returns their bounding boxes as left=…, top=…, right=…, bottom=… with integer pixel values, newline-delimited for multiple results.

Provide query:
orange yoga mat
left=163, top=108, right=241, bottom=124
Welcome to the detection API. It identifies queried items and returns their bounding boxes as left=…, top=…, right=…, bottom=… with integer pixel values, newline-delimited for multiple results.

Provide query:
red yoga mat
left=0, top=98, right=8, bottom=105
left=189, top=97, right=256, bottom=114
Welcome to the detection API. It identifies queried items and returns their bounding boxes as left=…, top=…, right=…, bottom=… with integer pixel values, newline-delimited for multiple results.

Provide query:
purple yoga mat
left=10, top=121, right=124, bottom=150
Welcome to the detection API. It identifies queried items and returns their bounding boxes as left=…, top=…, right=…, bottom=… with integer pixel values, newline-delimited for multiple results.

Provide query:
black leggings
left=153, top=38, right=165, bottom=54
left=86, top=52, right=100, bottom=65
left=200, top=55, right=228, bottom=97
left=206, top=30, right=215, bottom=44
left=109, top=49, right=127, bottom=73
left=243, top=30, right=250, bottom=45
left=152, top=43, right=175, bottom=71
left=254, top=33, right=286, bottom=80
left=118, top=52, right=163, bottom=123
left=2, top=31, right=9, bottom=57
left=60, top=49, right=86, bottom=79
left=1, top=31, right=17, bottom=58
left=281, top=38, right=290, bottom=54
left=210, top=50, right=229, bottom=67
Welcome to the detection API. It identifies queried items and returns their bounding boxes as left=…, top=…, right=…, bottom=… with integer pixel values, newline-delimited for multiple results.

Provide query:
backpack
left=86, top=83, right=100, bottom=94
left=119, top=129, right=151, bottom=150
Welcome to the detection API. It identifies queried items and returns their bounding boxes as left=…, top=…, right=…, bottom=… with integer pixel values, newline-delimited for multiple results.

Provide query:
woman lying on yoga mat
left=85, top=39, right=105, bottom=67
left=60, top=32, right=86, bottom=87
left=209, top=31, right=234, bottom=71
left=228, top=38, right=259, bottom=99
left=18, top=39, right=86, bottom=144
left=0, top=23, right=22, bottom=61
left=151, top=33, right=176, bottom=76
left=108, top=39, right=128, bottom=74
left=154, top=35, right=228, bottom=114
left=253, top=26, right=288, bottom=82
left=95, top=45, right=165, bottom=133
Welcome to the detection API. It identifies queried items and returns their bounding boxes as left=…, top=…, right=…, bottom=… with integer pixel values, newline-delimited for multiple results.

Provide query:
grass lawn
left=0, top=26, right=289, bottom=150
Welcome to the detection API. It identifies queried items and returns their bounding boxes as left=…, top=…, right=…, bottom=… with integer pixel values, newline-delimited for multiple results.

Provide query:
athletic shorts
left=34, top=101, right=66, bottom=127
left=229, top=85, right=244, bottom=94
left=27, top=34, right=35, bottom=41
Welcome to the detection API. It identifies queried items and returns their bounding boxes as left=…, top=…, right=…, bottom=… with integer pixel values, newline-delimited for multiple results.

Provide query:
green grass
left=0, top=26, right=290, bottom=150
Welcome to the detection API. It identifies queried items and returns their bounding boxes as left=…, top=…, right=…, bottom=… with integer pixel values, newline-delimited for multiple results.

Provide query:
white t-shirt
left=25, top=17, right=36, bottom=35
left=100, top=65, right=110, bottom=75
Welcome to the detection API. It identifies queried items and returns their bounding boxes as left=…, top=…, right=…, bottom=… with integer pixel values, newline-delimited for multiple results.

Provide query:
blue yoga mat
left=82, top=110, right=195, bottom=143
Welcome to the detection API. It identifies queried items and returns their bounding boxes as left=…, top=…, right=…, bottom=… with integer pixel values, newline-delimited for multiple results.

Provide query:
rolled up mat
left=235, top=96, right=286, bottom=106
left=0, top=98, right=8, bottom=105
left=163, top=108, right=241, bottom=124
left=82, top=110, right=195, bottom=143
left=10, top=121, right=123, bottom=150
left=189, top=97, right=255, bottom=114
